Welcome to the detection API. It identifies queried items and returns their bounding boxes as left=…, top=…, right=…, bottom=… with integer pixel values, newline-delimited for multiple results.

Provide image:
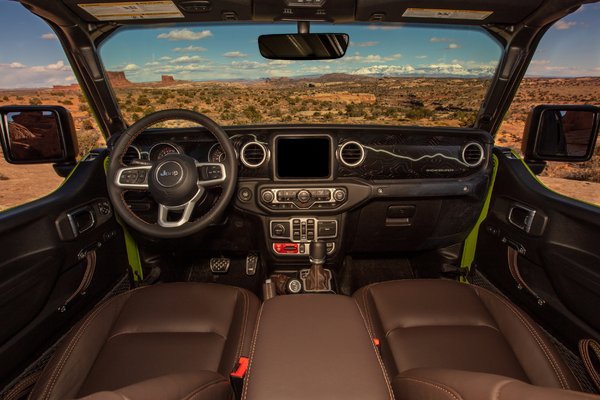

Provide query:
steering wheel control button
left=155, top=161, right=184, bottom=188
left=209, top=257, right=231, bottom=274
left=201, top=165, right=223, bottom=180
left=297, top=190, right=311, bottom=203
left=287, top=279, right=302, bottom=294
left=261, top=190, right=275, bottom=203
left=120, top=170, right=139, bottom=184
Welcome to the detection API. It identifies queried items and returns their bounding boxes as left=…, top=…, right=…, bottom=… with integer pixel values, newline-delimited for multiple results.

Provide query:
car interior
left=1, top=0, right=600, bottom=399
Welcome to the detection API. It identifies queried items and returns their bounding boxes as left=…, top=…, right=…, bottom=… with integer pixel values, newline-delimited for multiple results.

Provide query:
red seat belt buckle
left=373, top=338, right=381, bottom=349
left=230, top=356, right=249, bottom=399
left=231, top=356, right=249, bottom=379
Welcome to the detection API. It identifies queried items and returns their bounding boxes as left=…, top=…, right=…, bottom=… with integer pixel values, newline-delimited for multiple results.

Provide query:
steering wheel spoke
left=157, top=188, right=204, bottom=228
left=114, top=165, right=152, bottom=190
left=196, top=162, right=227, bottom=187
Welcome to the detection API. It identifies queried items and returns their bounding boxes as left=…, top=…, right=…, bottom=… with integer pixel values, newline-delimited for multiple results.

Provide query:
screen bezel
left=273, top=134, right=334, bottom=181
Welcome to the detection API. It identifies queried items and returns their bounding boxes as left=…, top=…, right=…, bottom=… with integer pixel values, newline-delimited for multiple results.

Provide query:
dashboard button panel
left=260, top=187, right=347, bottom=210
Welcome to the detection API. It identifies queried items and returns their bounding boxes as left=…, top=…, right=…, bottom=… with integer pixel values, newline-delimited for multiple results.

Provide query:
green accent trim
left=460, top=154, right=499, bottom=283
left=103, top=156, right=144, bottom=281
left=512, top=150, right=599, bottom=209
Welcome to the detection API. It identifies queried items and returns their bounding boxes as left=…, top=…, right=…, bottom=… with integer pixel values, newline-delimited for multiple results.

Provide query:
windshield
left=100, top=23, right=501, bottom=127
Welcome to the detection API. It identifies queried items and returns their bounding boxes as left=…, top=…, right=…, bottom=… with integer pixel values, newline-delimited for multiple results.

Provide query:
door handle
left=508, top=203, right=537, bottom=233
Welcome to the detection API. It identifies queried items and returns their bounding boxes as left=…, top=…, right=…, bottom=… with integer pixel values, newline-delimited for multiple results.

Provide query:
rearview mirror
left=522, top=105, right=599, bottom=166
left=258, top=33, right=349, bottom=60
left=0, top=106, right=78, bottom=165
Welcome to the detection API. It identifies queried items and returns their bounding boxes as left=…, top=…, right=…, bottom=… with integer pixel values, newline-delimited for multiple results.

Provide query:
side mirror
left=522, top=105, right=599, bottom=171
left=0, top=106, right=78, bottom=167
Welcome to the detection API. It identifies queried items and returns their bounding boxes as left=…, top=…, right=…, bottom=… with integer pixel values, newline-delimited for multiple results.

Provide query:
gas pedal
left=246, top=253, right=259, bottom=276
left=209, top=257, right=230, bottom=274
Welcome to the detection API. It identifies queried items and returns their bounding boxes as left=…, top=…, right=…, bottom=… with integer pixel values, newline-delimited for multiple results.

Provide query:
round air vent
left=123, top=146, right=141, bottom=165
left=462, top=142, right=484, bottom=167
left=338, top=141, right=365, bottom=168
left=240, top=142, right=269, bottom=168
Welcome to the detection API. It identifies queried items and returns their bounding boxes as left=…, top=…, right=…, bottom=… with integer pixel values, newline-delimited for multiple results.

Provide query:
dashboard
left=123, top=125, right=493, bottom=262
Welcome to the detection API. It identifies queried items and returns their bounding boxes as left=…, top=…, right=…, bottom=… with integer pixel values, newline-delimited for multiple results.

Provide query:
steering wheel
left=107, top=109, right=237, bottom=239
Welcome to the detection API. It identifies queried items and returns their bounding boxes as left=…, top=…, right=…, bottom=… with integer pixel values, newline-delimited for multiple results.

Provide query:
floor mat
left=472, top=271, right=598, bottom=394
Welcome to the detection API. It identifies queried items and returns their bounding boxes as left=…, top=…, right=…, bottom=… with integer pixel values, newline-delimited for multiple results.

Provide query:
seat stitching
left=396, top=376, right=462, bottom=400
left=182, top=376, right=228, bottom=400
left=39, top=288, right=143, bottom=400
left=361, top=288, right=376, bottom=337
left=493, top=379, right=513, bottom=400
left=473, top=285, right=570, bottom=390
left=235, top=289, right=249, bottom=362
left=106, top=330, right=227, bottom=341
left=241, top=302, right=265, bottom=400
left=384, top=323, right=501, bottom=338
left=354, top=302, right=396, bottom=400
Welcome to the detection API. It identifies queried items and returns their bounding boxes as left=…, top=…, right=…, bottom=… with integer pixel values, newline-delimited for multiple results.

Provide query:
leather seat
left=354, top=279, right=581, bottom=396
left=29, top=283, right=259, bottom=400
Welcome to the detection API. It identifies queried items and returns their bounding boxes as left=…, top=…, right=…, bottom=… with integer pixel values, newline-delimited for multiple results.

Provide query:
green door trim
left=103, top=156, right=143, bottom=281
left=460, top=154, right=499, bottom=283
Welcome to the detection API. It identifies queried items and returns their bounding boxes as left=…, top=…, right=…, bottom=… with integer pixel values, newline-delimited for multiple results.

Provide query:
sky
left=0, top=1, right=599, bottom=88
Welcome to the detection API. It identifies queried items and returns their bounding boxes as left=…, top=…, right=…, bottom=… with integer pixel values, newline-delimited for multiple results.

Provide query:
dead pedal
left=210, top=257, right=230, bottom=274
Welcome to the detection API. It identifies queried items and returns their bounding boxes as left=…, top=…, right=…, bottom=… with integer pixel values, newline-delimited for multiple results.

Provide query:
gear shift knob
left=309, top=241, right=326, bottom=265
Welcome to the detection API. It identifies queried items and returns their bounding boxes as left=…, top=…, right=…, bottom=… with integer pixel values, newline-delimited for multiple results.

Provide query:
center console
left=242, top=295, right=393, bottom=400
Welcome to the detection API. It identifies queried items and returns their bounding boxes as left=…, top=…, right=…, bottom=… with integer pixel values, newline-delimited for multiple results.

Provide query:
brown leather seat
left=354, top=279, right=581, bottom=396
left=29, top=283, right=260, bottom=400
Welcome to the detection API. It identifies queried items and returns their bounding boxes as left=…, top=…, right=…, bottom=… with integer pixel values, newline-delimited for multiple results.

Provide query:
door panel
left=475, top=148, right=600, bottom=350
left=0, top=151, right=129, bottom=387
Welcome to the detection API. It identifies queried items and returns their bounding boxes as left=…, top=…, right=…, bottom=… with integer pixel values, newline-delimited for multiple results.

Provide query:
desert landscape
left=0, top=74, right=598, bottom=210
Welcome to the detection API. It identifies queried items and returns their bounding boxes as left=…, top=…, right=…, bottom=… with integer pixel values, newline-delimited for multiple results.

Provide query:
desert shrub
left=243, top=106, right=262, bottom=123
left=0, top=172, right=9, bottom=181
left=453, top=110, right=478, bottom=127
left=16, top=96, right=24, bottom=101
left=62, top=99, right=73, bottom=105
left=82, top=119, right=94, bottom=130
left=405, top=106, right=434, bottom=120
left=29, top=98, right=42, bottom=105
left=79, top=103, right=89, bottom=112
left=137, top=95, right=150, bottom=106
left=78, top=130, right=100, bottom=156
left=2, top=96, right=8, bottom=101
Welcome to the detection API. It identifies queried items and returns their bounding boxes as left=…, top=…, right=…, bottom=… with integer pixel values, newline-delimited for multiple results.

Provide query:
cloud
left=447, top=43, right=461, bottom=49
left=157, top=29, right=213, bottom=41
left=352, top=60, right=497, bottom=77
left=530, top=59, right=551, bottom=65
left=122, top=64, right=139, bottom=71
left=415, top=55, right=428, bottom=59
left=268, top=60, right=294, bottom=66
left=0, top=60, right=74, bottom=89
left=41, top=33, right=57, bottom=40
left=350, top=41, right=379, bottom=47
left=9, top=62, right=26, bottom=69
left=230, top=61, right=263, bottom=70
left=171, top=55, right=205, bottom=64
left=553, top=20, right=577, bottom=30
left=430, top=37, right=453, bottom=43
left=224, top=51, right=248, bottom=58
left=172, top=45, right=207, bottom=52
left=159, top=56, right=172, bottom=61
left=344, top=52, right=401, bottom=63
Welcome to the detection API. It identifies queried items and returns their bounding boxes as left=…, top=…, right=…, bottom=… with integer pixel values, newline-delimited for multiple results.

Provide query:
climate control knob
left=297, top=190, right=311, bottom=203
left=261, top=190, right=275, bottom=203
left=333, top=189, right=346, bottom=202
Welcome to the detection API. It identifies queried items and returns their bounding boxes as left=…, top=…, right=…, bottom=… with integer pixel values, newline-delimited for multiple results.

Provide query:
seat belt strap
left=230, top=356, right=250, bottom=399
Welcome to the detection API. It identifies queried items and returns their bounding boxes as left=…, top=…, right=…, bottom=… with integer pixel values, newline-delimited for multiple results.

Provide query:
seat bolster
left=76, top=372, right=233, bottom=400
left=29, top=292, right=133, bottom=400
left=218, top=287, right=261, bottom=375
left=394, top=368, right=597, bottom=400
left=472, top=286, right=580, bottom=390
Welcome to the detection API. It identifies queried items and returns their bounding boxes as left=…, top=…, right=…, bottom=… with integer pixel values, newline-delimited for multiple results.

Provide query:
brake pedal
left=210, top=258, right=230, bottom=274
left=246, top=253, right=259, bottom=276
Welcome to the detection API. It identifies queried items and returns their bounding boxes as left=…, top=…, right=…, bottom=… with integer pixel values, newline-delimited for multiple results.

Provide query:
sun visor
left=63, top=0, right=253, bottom=23
left=356, top=0, right=545, bottom=25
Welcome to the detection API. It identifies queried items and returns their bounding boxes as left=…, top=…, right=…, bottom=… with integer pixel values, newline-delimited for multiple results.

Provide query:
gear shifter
left=303, top=241, right=332, bottom=292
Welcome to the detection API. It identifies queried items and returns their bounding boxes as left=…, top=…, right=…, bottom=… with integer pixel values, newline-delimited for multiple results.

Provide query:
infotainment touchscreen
left=276, top=137, right=330, bottom=178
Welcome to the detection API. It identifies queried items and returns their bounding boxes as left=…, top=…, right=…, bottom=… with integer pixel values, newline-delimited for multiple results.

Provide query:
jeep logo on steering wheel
left=155, top=161, right=184, bottom=187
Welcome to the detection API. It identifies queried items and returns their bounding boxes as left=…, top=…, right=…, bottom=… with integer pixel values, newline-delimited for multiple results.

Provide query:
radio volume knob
left=297, top=190, right=311, bottom=203
left=261, top=190, right=275, bottom=203
left=333, top=189, right=346, bottom=202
